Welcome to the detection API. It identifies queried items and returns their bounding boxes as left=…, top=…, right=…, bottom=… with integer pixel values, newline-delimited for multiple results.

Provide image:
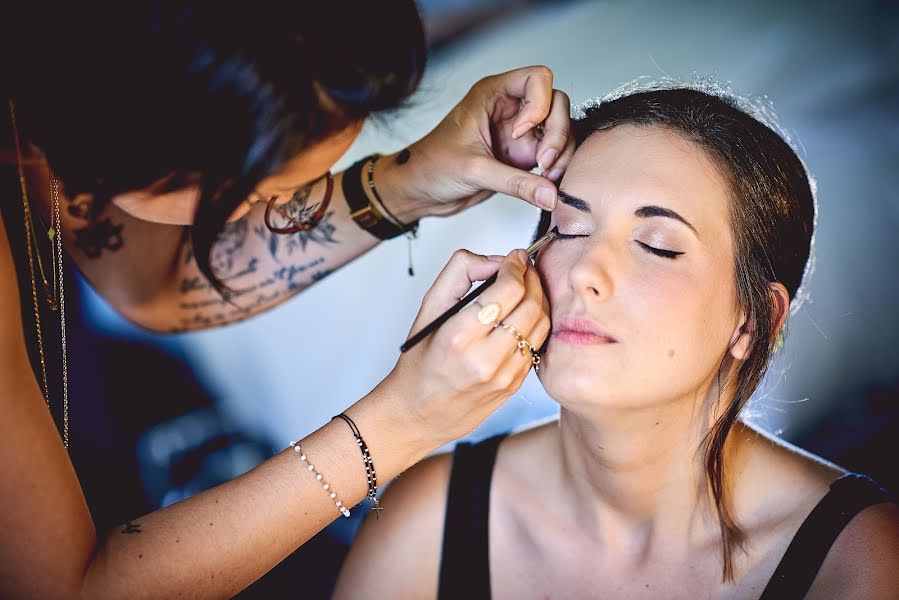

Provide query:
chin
left=539, top=359, right=608, bottom=405
left=537, top=348, right=648, bottom=410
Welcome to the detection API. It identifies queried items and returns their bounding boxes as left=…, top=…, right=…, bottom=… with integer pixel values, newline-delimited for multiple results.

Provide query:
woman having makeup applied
left=336, top=85, right=899, bottom=599
left=0, top=2, right=576, bottom=597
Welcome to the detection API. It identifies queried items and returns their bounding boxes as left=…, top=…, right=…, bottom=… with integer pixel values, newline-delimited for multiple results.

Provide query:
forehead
left=562, top=124, right=732, bottom=228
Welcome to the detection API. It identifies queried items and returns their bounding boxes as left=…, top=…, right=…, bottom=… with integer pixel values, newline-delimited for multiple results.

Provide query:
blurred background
left=63, top=0, right=898, bottom=596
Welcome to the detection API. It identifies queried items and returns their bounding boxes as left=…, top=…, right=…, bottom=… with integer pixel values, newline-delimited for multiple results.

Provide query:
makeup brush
left=399, top=226, right=559, bottom=352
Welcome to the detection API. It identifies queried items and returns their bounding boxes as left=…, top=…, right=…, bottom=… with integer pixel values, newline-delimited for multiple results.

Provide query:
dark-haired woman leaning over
left=0, top=3, right=575, bottom=597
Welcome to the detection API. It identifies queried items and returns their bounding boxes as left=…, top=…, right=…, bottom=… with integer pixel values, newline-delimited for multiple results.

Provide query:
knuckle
left=494, top=370, right=516, bottom=391
left=530, top=65, right=553, bottom=81
left=451, top=248, right=474, bottom=263
left=505, top=173, right=532, bottom=199
left=444, top=328, right=469, bottom=354
left=473, top=74, right=495, bottom=92
left=520, top=296, right=544, bottom=322
left=539, top=314, right=552, bottom=335
left=553, top=88, right=571, bottom=104
left=465, top=354, right=496, bottom=384
left=495, top=278, right=526, bottom=305
left=547, top=119, right=570, bottom=141
left=464, top=155, right=487, bottom=180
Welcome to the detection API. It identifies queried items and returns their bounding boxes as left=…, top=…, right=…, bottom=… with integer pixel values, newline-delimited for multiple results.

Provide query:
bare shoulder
left=736, top=421, right=845, bottom=507
left=808, top=501, right=899, bottom=599
left=333, top=450, right=454, bottom=600
left=736, top=422, right=898, bottom=597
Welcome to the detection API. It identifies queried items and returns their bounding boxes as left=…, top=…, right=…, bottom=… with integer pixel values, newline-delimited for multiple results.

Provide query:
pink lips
left=552, top=316, right=618, bottom=346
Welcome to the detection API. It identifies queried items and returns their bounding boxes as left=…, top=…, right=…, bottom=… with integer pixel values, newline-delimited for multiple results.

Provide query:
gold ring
left=498, top=322, right=541, bottom=372
left=476, top=302, right=501, bottom=326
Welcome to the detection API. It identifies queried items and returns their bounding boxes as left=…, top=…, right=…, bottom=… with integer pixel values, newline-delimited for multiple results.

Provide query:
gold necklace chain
left=52, top=176, right=68, bottom=449
left=8, top=100, right=69, bottom=450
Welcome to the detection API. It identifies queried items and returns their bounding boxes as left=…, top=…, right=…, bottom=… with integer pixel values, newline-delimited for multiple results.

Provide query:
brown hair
left=534, top=84, right=816, bottom=580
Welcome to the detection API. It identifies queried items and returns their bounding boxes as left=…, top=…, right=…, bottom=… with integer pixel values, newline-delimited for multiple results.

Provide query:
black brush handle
left=399, top=273, right=498, bottom=352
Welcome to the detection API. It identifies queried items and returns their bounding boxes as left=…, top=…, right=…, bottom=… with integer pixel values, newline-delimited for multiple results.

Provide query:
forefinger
left=485, top=65, right=555, bottom=140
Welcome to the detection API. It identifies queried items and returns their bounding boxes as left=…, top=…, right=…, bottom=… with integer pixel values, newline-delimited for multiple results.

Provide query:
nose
left=567, top=241, right=614, bottom=300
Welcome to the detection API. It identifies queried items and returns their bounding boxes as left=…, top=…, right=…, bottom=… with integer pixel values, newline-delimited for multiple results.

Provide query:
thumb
left=469, top=157, right=558, bottom=211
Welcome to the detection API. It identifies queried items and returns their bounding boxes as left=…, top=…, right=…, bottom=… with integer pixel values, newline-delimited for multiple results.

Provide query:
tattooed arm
left=59, top=66, right=575, bottom=332
left=60, top=153, right=426, bottom=333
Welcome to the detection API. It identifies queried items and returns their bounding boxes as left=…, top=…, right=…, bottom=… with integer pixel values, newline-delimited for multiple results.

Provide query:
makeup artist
left=0, top=3, right=573, bottom=598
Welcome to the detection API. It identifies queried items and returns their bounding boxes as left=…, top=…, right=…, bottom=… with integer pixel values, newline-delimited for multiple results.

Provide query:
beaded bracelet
left=289, top=440, right=351, bottom=518
left=333, top=413, right=382, bottom=518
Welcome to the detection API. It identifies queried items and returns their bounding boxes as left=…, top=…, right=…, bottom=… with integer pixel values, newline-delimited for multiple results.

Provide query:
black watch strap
left=343, top=156, right=408, bottom=240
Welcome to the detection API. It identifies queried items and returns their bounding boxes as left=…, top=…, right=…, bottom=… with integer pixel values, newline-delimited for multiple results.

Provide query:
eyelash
left=553, top=232, right=684, bottom=260
left=635, top=240, right=684, bottom=260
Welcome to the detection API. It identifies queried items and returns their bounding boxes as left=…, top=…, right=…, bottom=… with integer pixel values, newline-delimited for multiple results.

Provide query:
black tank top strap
left=759, top=473, right=895, bottom=599
left=438, top=433, right=507, bottom=600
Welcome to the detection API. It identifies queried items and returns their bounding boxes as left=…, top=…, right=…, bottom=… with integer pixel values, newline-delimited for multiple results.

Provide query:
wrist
left=372, top=149, right=432, bottom=224
left=347, top=378, right=435, bottom=477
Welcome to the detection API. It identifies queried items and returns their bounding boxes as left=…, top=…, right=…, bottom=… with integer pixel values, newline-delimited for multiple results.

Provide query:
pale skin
left=0, top=66, right=574, bottom=598
left=336, top=125, right=899, bottom=599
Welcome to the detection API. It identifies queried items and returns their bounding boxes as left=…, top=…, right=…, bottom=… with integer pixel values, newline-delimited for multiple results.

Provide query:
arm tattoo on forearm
left=209, top=219, right=248, bottom=274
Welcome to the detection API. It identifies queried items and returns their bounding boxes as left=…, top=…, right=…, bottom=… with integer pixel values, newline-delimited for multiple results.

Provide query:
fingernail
left=516, top=249, right=528, bottom=265
left=546, top=167, right=563, bottom=182
left=535, top=187, right=556, bottom=211
left=512, top=122, right=534, bottom=140
left=537, top=148, right=558, bottom=171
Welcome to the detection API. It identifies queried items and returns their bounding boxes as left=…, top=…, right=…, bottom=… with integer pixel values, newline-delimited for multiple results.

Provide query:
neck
left=551, top=386, right=734, bottom=559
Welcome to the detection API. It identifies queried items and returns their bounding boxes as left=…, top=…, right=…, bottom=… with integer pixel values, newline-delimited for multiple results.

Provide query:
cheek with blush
left=534, top=244, right=575, bottom=304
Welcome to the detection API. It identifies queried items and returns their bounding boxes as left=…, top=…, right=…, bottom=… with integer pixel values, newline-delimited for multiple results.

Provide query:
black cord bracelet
left=333, top=413, right=381, bottom=517
left=366, top=156, right=418, bottom=236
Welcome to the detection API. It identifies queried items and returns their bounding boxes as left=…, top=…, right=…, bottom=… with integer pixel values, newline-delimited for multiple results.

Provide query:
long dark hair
left=4, top=1, right=426, bottom=292
left=534, top=84, right=816, bottom=580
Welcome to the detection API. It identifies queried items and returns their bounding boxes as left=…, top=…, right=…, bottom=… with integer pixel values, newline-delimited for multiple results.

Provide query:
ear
left=728, top=282, right=791, bottom=361
left=768, top=282, right=790, bottom=341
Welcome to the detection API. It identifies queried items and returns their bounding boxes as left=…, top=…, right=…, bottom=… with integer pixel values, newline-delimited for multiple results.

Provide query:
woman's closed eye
left=635, top=240, right=684, bottom=259
left=554, top=231, right=590, bottom=240
left=554, top=231, right=684, bottom=260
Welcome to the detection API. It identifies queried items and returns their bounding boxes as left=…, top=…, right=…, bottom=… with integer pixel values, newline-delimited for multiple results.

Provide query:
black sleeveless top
left=438, top=434, right=895, bottom=600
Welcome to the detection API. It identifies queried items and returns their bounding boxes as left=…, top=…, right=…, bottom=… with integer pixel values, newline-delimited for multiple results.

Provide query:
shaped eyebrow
left=558, top=191, right=699, bottom=238
left=558, top=191, right=591, bottom=213
left=634, top=205, right=698, bottom=237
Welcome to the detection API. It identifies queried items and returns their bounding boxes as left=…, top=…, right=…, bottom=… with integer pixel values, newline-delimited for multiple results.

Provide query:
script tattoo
left=210, top=219, right=248, bottom=274
left=179, top=258, right=259, bottom=294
